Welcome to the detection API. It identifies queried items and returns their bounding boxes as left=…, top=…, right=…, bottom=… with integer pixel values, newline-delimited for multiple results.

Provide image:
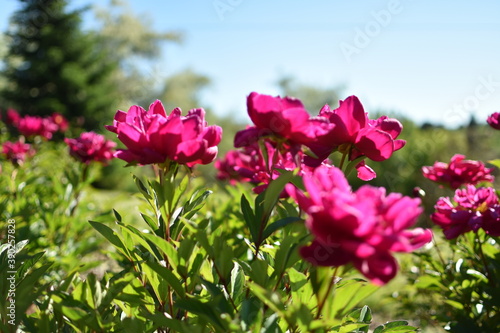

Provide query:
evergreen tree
left=1, top=0, right=118, bottom=130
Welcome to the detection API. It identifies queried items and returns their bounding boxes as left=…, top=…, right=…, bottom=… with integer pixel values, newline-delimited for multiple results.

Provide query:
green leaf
left=171, top=173, right=190, bottom=213
left=175, top=298, right=228, bottom=332
left=134, top=175, right=152, bottom=201
left=330, top=278, right=378, bottom=319
left=373, top=320, right=418, bottom=333
left=345, top=305, right=372, bottom=324
left=230, top=262, right=245, bottom=306
left=16, top=251, right=45, bottom=281
left=336, top=323, right=369, bottom=333
left=146, top=313, right=190, bottom=333
left=141, top=263, right=164, bottom=302
left=247, top=281, right=286, bottom=319
left=113, top=209, right=122, bottom=223
left=200, top=278, right=234, bottom=315
left=140, top=232, right=179, bottom=271
left=444, top=300, right=464, bottom=310
left=271, top=234, right=304, bottom=286
left=51, top=293, right=90, bottom=322
left=487, top=159, right=500, bottom=169
left=84, top=273, right=102, bottom=309
left=195, top=229, right=215, bottom=258
left=249, top=260, right=270, bottom=287
left=262, top=216, right=302, bottom=240
left=241, top=296, right=262, bottom=329
left=466, top=269, right=488, bottom=283
left=120, top=224, right=165, bottom=262
left=241, top=194, right=258, bottom=243
left=184, top=189, right=212, bottom=216
left=262, top=170, right=293, bottom=216
left=414, top=275, right=447, bottom=290
left=16, top=263, right=53, bottom=315
left=89, top=221, right=131, bottom=259
left=141, top=213, right=158, bottom=231
left=144, top=260, right=185, bottom=297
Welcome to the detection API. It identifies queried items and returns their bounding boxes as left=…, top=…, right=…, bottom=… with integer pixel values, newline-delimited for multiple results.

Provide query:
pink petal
left=355, top=128, right=394, bottom=161
left=356, top=162, right=376, bottom=181
left=299, top=240, right=352, bottom=267
left=148, top=100, right=167, bottom=117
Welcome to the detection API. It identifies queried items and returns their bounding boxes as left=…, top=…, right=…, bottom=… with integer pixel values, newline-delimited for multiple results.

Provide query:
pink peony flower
left=305, top=96, right=405, bottom=181
left=216, top=140, right=300, bottom=195
left=5, top=109, right=21, bottom=126
left=234, top=92, right=325, bottom=148
left=215, top=146, right=265, bottom=184
left=2, top=139, right=35, bottom=165
left=51, top=112, right=69, bottom=132
left=106, top=100, right=222, bottom=167
left=65, top=132, right=116, bottom=165
left=287, top=165, right=432, bottom=285
left=431, top=185, right=500, bottom=239
left=487, top=112, right=500, bottom=130
left=422, top=154, right=494, bottom=189
left=16, top=115, right=58, bottom=139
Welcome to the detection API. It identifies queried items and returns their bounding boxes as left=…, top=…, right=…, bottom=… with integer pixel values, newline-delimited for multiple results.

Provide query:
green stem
left=315, top=266, right=338, bottom=320
left=476, top=233, right=495, bottom=287
left=338, top=152, right=348, bottom=170
left=69, top=163, right=90, bottom=217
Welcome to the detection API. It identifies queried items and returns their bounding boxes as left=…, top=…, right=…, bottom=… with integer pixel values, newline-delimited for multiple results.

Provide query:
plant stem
left=338, top=152, right=348, bottom=170
left=476, top=234, right=495, bottom=287
left=315, top=266, right=338, bottom=320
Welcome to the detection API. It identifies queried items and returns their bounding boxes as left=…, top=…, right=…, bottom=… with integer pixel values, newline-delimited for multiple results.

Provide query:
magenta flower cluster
left=215, top=92, right=432, bottom=284
left=287, top=165, right=432, bottom=285
left=5, top=109, right=68, bottom=140
left=106, top=100, right=222, bottom=167
left=423, top=115, right=499, bottom=240
left=422, top=154, right=494, bottom=189
left=304, top=96, right=405, bottom=180
left=65, top=132, right=116, bottom=165
left=1, top=139, right=35, bottom=165
left=431, top=186, right=500, bottom=239
left=223, top=92, right=405, bottom=187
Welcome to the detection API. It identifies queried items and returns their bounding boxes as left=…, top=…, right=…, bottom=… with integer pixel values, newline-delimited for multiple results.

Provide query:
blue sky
left=2, top=0, right=500, bottom=127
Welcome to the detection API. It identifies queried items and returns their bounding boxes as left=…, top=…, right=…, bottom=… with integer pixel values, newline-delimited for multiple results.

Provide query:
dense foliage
left=0, top=91, right=499, bottom=332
